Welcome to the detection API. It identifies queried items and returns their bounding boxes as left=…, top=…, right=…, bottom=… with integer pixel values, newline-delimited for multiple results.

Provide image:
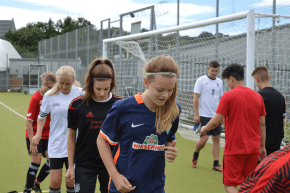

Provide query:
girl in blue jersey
left=97, top=55, right=181, bottom=193
left=65, top=58, right=122, bottom=193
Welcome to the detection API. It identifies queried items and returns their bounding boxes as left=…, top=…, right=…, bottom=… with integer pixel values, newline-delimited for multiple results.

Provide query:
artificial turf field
left=0, top=92, right=225, bottom=193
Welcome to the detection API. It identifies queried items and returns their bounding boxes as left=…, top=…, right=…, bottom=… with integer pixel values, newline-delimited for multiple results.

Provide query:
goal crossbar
left=103, top=9, right=257, bottom=89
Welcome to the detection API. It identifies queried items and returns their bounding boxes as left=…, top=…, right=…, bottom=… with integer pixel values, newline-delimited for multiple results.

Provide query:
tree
left=3, top=16, right=95, bottom=55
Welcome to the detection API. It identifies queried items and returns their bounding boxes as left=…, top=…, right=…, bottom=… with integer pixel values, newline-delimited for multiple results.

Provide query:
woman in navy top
left=97, top=55, right=181, bottom=193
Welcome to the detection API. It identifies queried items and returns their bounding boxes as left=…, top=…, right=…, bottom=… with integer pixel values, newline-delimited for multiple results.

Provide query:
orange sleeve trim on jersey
left=100, top=131, right=119, bottom=146
left=114, top=144, right=121, bottom=165
left=134, top=93, right=144, bottom=104
left=108, top=177, right=111, bottom=192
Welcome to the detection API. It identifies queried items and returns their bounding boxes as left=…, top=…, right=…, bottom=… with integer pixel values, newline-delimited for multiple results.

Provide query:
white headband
left=146, top=72, right=177, bottom=76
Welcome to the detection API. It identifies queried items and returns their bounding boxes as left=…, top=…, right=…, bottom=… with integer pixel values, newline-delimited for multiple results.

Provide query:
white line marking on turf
left=0, top=101, right=26, bottom=120
left=18, top=191, right=49, bottom=193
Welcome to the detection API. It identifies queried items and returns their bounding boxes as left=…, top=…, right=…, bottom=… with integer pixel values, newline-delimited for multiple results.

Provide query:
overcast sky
left=1, top=0, right=290, bottom=31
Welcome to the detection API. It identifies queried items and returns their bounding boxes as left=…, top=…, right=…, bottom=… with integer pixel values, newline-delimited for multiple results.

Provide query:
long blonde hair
left=144, top=55, right=180, bottom=134
left=47, top=66, right=76, bottom=96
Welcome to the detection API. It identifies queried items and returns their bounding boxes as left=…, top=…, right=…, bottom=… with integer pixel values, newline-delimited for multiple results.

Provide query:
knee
left=200, top=136, right=209, bottom=144
left=31, top=154, right=42, bottom=164
left=212, top=136, right=220, bottom=144
left=50, top=176, right=62, bottom=188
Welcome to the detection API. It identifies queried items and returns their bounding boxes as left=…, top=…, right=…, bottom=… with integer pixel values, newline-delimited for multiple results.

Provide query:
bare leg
left=212, top=134, right=220, bottom=161
left=195, top=135, right=209, bottom=153
left=224, top=185, right=238, bottom=193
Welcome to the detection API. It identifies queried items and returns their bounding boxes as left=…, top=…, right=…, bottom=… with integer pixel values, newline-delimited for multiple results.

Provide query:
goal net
left=103, top=10, right=290, bottom=146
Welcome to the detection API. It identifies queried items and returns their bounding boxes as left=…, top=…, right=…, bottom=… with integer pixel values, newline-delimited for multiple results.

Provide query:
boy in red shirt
left=201, top=64, right=266, bottom=193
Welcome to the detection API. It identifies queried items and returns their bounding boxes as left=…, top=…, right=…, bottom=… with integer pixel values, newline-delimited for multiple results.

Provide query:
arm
left=65, top=128, right=76, bottom=183
left=26, top=120, right=34, bottom=141
left=97, top=135, right=136, bottom=192
left=164, top=141, right=178, bottom=162
left=32, top=118, right=46, bottom=146
left=193, top=93, right=201, bottom=124
left=259, top=116, right=266, bottom=161
left=200, top=113, right=224, bottom=135
left=27, top=120, right=38, bottom=154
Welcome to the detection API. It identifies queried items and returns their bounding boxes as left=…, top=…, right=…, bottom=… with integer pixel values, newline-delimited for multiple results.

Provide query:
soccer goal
left=103, top=10, right=290, bottom=145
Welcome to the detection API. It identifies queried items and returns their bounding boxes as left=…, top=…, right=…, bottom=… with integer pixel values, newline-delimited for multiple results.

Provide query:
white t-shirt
left=194, top=75, right=223, bottom=118
left=38, top=86, right=84, bottom=158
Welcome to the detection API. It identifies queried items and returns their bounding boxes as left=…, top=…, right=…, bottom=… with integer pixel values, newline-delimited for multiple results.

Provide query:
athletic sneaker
left=32, top=182, right=42, bottom=193
left=23, top=189, right=31, bottom=193
left=191, top=158, right=198, bottom=168
left=193, top=123, right=201, bottom=134
left=213, top=165, right=223, bottom=172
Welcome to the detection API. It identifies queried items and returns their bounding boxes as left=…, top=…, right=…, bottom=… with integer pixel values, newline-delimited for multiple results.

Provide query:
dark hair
left=251, top=66, right=270, bottom=82
left=222, top=63, right=244, bottom=81
left=82, top=58, right=116, bottom=105
left=209, top=61, right=219, bottom=68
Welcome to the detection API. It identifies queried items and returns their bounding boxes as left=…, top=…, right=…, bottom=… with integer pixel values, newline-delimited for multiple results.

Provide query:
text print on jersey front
left=212, top=89, right=215, bottom=95
left=132, top=134, right=165, bottom=151
left=89, top=120, right=104, bottom=129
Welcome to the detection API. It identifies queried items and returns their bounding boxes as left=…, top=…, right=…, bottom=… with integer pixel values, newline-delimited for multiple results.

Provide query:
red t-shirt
left=216, top=86, right=266, bottom=155
left=25, top=90, right=51, bottom=139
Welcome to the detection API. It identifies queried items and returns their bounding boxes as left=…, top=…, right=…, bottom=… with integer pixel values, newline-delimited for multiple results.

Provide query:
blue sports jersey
left=100, top=93, right=181, bottom=193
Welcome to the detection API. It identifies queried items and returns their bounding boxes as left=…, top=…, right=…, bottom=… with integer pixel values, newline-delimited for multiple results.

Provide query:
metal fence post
left=76, top=29, right=78, bottom=79
left=66, top=32, right=68, bottom=66
left=87, top=25, right=90, bottom=66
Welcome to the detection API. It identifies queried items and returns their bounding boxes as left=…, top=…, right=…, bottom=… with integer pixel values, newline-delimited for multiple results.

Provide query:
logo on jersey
left=131, top=123, right=144, bottom=128
left=216, top=83, right=220, bottom=89
left=86, top=111, right=94, bottom=117
left=52, top=103, right=60, bottom=107
left=75, top=183, right=80, bottom=192
left=27, top=113, right=32, bottom=116
left=132, top=134, right=165, bottom=151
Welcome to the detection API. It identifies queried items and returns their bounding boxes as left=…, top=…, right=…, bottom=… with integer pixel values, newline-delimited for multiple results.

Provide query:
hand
left=113, top=174, right=136, bottom=193
left=200, top=126, right=207, bottom=136
left=30, top=144, right=38, bottom=154
left=164, top=141, right=178, bottom=162
left=259, top=147, right=267, bottom=161
left=194, top=114, right=200, bottom=124
left=65, top=168, right=75, bottom=184
left=32, top=135, right=41, bottom=146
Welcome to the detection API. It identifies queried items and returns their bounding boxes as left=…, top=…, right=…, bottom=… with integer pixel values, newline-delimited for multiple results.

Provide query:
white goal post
left=103, top=10, right=290, bottom=145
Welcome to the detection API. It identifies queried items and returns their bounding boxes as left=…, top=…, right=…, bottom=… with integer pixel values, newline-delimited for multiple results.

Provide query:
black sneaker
left=23, top=188, right=31, bottom=193
left=32, top=182, right=42, bottom=193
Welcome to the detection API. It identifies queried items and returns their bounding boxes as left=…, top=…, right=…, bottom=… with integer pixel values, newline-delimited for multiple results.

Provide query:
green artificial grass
left=0, top=93, right=226, bottom=193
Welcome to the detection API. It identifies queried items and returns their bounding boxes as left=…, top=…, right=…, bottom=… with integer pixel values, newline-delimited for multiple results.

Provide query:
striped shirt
left=239, top=145, right=290, bottom=193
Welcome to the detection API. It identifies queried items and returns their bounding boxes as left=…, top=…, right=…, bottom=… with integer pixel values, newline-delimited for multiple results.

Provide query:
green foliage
left=3, top=17, right=95, bottom=55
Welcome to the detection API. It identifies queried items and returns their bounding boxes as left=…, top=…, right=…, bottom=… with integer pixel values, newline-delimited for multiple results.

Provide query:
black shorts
left=75, top=165, right=109, bottom=193
left=200, top=116, right=221, bottom=136
left=49, top=157, right=69, bottom=170
left=26, top=138, right=48, bottom=158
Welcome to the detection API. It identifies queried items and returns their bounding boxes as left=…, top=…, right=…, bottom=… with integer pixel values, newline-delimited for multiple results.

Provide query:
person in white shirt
left=32, top=66, right=84, bottom=193
left=191, top=61, right=224, bottom=172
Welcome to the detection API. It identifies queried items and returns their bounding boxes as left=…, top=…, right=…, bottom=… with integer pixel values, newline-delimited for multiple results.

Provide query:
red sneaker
left=191, top=158, right=198, bottom=168
left=213, top=165, right=223, bottom=172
